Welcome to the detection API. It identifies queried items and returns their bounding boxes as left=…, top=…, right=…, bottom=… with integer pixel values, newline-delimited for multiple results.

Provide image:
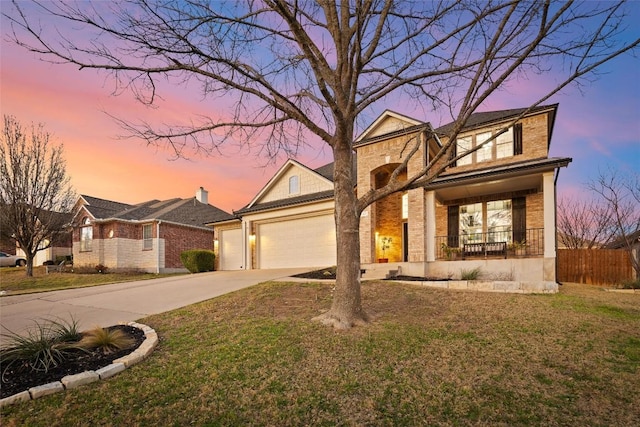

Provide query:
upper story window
left=80, top=217, right=92, bottom=252
left=142, top=224, right=153, bottom=250
left=289, top=175, right=300, bottom=194
left=454, top=124, right=522, bottom=166
left=496, top=127, right=514, bottom=159
left=456, top=136, right=472, bottom=166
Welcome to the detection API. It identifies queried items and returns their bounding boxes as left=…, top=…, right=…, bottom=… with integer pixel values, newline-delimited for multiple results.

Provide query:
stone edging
left=0, top=322, right=157, bottom=407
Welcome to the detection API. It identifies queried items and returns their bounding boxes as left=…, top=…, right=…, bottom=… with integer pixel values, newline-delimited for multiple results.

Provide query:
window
left=456, top=136, right=472, bottom=166
left=143, top=224, right=153, bottom=250
left=496, top=128, right=514, bottom=159
left=401, top=193, right=408, bottom=219
left=486, top=200, right=512, bottom=242
left=476, top=132, right=493, bottom=163
left=289, top=175, right=299, bottom=194
left=460, top=203, right=483, bottom=243
left=80, top=217, right=92, bottom=252
left=459, top=199, right=512, bottom=244
left=453, top=125, right=521, bottom=166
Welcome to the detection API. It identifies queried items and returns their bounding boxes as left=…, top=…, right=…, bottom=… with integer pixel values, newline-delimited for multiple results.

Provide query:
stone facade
left=73, top=219, right=213, bottom=273
left=353, top=106, right=569, bottom=286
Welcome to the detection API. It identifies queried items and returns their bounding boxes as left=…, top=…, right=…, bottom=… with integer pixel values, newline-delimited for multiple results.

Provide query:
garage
left=257, top=214, right=336, bottom=269
left=219, top=228, right=244, bottom=270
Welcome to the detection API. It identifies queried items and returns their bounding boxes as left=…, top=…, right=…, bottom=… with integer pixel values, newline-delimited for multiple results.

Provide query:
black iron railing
left=436, top=228, right=544, bottom=259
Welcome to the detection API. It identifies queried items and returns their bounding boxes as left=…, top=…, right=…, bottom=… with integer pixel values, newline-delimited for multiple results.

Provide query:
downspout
left=157, top=221, right=162, bottom=274
left=554, top=168, right=560, bottom=285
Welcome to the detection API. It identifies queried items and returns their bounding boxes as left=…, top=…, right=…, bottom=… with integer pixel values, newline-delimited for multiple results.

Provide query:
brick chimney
left=196, top=187, right=208, bottom=204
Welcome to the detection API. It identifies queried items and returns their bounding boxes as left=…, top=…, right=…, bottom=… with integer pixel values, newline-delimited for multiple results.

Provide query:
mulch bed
left=293, top=268, right=447, bottom=282
left=0, top=325, right=145, bottom=399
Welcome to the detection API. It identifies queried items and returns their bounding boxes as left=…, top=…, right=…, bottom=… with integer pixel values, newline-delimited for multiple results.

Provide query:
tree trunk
left=312, top=143, right=368, bottom=329
left=25, top=252, right=34, bottom=277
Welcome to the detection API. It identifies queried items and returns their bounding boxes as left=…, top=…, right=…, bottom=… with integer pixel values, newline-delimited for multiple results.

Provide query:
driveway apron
left=0, top=268, right=307, bottom=344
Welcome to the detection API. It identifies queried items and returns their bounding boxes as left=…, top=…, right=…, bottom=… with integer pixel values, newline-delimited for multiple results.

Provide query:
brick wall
left=356, top=128, right=429, bottom=263
left=73, top=220, right=213, bottom=271
left=160, top=224, right=214, bottom=268
left=440, top=112, right=550, bottom=175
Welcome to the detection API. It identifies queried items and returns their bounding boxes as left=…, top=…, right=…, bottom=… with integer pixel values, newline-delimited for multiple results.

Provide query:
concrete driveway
left=0, top=268, right=308, bottom=344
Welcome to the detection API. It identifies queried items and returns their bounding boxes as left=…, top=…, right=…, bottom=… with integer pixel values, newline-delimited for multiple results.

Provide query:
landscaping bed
left=1, top=325, right=145, bottom=399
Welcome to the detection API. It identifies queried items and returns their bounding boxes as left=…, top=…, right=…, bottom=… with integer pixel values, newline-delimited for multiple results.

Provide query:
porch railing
left=436, top=228, right=544, bottom=259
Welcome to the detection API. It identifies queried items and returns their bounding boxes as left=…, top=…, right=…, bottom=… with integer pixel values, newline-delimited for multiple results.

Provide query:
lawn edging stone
left=0, top=322, right=157, bottom=408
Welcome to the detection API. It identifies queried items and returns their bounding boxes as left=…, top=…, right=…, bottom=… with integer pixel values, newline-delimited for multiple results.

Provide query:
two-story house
left=211, top=104, right=571, bottom=291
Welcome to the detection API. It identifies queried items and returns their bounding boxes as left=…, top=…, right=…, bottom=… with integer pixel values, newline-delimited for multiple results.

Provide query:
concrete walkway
left=0, top=268, right=308, bottom=344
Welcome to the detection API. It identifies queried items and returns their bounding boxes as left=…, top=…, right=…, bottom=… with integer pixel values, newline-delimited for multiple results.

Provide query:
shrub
left=95, top=264, right=108, bottom=274
left=461, top=267, right=482, bottom=280
left=78, top=327, right=135, bottom=354
left=619, top=279, right=640, bottom=289
left=0, top=318, right=82, bottom=375
left=180, top=250, right=215, bottom=273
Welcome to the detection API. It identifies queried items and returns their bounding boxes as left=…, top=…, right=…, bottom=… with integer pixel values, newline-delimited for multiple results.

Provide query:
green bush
left=180, top=250, right=215, bottom=273
left=461, top=267, right=482, bottom=280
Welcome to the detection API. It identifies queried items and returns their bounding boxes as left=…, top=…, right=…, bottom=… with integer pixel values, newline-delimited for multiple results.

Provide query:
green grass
left=0, top=266, right=185, bottom=295
left=2, top=281, right=639, bottom=426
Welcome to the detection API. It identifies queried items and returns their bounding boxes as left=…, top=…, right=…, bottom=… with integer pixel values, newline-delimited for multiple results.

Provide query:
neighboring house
left=15, top=211, right=73, bottom=266
left=211, top=105, right=572, bottom=290
left=605, top=229, right=640, bottom=278
left=72, top=188, right=234, bottom=273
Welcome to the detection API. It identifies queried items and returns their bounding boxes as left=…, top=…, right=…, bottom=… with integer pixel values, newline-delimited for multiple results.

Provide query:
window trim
left=454, top=124, right=520, bottom=166
left=288, top=175, right=300, bottom=195
left=80, top=217, right=93, bottom=252
left=142, top=223, right=153, bottom=250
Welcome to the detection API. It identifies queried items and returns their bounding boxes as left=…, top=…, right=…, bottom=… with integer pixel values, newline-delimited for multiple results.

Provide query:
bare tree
left=0, top=115, right=76, bottom=277
left=557, top=197, right=615, bottom=249
left=5, top=1, right=638, bottom=326
left=588, top=167, right=640, bottom=278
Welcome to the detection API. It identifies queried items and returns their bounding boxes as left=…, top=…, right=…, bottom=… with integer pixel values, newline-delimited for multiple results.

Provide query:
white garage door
left=258, top=215, right=336, bottom=269
left=220, top=228, right=243, bottom=270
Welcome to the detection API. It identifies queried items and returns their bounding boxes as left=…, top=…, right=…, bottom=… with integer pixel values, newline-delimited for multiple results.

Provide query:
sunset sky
left=1, top=3, right=638, bottom=214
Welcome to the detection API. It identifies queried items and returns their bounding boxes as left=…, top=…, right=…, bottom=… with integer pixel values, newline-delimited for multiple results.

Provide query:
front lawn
left=2, top=281, right=639, bottom=425
left=0, top=266, right=184, bottom=295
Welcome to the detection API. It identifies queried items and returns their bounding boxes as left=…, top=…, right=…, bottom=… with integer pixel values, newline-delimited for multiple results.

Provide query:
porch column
left=543, top=172, right=556, bottom=258
left=243, top=219, right=252, bottom=270
left=543, top=171, right=556, bottom=281
left=359, top=205, right=373, bottom=264
left=426, top=190, right=436, bottom=262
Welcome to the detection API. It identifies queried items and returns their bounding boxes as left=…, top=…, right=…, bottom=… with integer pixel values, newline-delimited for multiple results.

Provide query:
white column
left=426, top=190, right=436, bottom=262
left=543, top=172, right=556, bottom=259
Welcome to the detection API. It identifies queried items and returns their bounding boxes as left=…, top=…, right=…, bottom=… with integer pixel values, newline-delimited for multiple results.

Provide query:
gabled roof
left=243, top=159, right=334, bottom=210
left=79, top=195, right=133, bottom=220
left=355, top=110, right=424, bottom=143
left=77, top=194, right=234, bottom=229
left=435, top=104, right=558, bottom=137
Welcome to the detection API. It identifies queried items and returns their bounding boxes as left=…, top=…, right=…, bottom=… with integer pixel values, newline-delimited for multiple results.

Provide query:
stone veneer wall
left=73, top=220, right=213, bottom=272
left=356, top=129, right=428, bottom=264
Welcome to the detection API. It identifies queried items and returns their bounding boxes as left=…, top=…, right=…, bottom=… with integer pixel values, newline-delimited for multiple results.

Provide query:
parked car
left=0, top=251, right=27, bottom=267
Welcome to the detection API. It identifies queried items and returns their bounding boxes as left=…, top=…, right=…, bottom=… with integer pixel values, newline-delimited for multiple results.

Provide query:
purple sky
left=1, top=3, right=638, bottom=213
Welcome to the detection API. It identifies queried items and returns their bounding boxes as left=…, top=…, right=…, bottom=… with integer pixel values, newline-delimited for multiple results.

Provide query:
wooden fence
left=557, top=249, right=634, bottom=285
